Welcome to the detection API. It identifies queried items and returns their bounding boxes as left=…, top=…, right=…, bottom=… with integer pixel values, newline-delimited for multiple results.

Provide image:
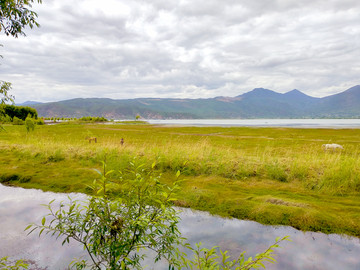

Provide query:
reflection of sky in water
left=1, top=185, right=359, bottom=270
left=179, top=210, right=360, bottom=270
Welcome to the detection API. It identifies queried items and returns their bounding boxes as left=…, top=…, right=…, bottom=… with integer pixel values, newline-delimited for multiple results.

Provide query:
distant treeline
left=78, top=116, right=107, bottom=122
left=42, top=116, right=108, bottom=122
left=0, top=104, right=38, bottom=120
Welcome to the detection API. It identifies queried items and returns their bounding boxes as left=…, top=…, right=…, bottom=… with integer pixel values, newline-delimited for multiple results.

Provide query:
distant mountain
left=311, top=85, right=360, bottom=118
left=28, top=85, right=360, bottom=119
left=17, top=101, right=43, bottom=106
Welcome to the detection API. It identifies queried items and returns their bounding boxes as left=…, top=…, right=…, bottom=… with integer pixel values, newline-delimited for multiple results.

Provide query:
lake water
left=147, top=119, right=360, bottom=128
left=1, top=184, right=359, bottom=269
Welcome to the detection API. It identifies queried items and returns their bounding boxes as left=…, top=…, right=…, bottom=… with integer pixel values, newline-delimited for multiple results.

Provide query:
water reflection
left=0, top=185, right=359, bottom=269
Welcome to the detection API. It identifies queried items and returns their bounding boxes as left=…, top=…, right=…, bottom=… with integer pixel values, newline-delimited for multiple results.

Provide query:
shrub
left=12, top=116, right=24, bottom=125
left=36, top=118, right=45, bottom=125
left=25, top=117, right=35, bottom=132
left=2, top=105, right=37, bottom=120
left=27, top=161, right=182, bottom=269
left=0, top=105, right=12, bottom=123
left=79, top=116, right=108, bottom=122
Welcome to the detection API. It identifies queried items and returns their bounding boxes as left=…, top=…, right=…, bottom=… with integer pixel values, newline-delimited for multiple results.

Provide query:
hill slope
left=27, top=85, right=360, bottom=119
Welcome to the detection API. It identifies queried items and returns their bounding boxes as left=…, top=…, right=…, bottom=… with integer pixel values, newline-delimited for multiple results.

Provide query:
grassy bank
left=1, top=123, right=360, bottom=237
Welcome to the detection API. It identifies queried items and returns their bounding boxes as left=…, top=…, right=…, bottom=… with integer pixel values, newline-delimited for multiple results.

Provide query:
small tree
left=25, top=116, right=35, bottom=132
left=135, top=115, right=141, bottom=121
left=12, top=116, right=24, bottom=125
left=27, top=160, right=183, bottom=269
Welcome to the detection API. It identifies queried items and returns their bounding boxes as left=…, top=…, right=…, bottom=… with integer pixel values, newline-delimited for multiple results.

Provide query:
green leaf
left=24, top=224, right=32, bottom=231
left=49, top=199, right=55, bottom=205
left=41, top=216, right=46, bottom=226
left=105, top=169, right=114, bottom=176
left=26, top=227, right=37, bottom=236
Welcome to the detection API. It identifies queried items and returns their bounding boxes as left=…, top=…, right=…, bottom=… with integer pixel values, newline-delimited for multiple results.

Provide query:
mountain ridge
left=22, top=85, right=360, bottom=119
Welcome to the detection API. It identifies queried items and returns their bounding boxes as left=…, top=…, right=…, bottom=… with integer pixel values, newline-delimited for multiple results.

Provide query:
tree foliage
left=79, top=116, right=108, bottom=122
left=0, top=0, right=42, bottom=104
left=0, top=0, right=42, bottom=37
left=0, top=80, right=14, bottom=104
left=1, top=104, right=37, bottom=120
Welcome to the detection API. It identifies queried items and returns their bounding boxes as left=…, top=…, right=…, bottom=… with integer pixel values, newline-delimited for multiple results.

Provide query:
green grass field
left=1, top=123, right=360, bottom=237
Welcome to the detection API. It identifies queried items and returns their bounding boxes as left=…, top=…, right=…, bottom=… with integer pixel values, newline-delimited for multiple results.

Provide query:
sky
left=1, top=0, right=360, bottom=103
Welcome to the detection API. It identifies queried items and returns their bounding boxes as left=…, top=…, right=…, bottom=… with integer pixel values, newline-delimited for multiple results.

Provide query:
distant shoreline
left=145, top=118, right=360, bottom=128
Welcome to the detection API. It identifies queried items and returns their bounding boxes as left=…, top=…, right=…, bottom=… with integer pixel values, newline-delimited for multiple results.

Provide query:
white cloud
left=0, top=0, right=359, bottom=103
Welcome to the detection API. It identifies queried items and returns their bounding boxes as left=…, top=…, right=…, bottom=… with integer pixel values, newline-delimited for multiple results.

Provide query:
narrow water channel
left=0, top=184, right=359, bottom=269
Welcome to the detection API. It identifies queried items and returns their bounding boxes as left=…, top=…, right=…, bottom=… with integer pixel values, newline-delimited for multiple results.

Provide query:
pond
left=1, top=184, right=359, bottom=269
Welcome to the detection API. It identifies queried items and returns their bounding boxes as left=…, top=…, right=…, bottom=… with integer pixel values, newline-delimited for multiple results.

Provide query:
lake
left=147, top=119, right=360, bottom=128
left=1, top=184, right=359, bottom=269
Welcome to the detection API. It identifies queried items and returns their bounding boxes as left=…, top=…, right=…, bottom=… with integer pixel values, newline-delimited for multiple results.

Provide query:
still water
left=147, top=119, right=360, bottom=128
left=1, top=184, right=359, bottom=269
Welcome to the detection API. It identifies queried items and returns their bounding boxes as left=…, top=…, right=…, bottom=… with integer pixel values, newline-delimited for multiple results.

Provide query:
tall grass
left=1, top=123, right=360, bottom=195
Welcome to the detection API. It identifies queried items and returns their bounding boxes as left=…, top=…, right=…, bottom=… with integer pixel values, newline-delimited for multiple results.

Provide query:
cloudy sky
left=1, top=0, right=360, bottom=103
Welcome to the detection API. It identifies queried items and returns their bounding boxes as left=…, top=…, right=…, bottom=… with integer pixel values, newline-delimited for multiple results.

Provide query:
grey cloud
left=0, top=0, right=359, bottom=103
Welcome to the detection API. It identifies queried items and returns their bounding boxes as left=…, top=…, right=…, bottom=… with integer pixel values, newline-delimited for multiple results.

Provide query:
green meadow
left=1, top=123, right=360, bottom=237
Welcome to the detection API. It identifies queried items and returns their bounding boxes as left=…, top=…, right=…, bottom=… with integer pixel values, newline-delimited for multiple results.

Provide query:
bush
left=12, top=116, right=24, bottom=125
left=79, top=116, right=108, bottom=122
left=36, top=118, right=45, bottom=125
left=0, top=114, right=11, bottom=123
left=25, top=117, right=35, bottom=132
left=2, top=105, right=37, bottom=120
left=28, top=160, right=182, bottom=269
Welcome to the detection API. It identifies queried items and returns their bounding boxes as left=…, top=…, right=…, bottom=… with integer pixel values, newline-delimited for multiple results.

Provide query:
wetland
left=1, top=123, right=360, bottom=237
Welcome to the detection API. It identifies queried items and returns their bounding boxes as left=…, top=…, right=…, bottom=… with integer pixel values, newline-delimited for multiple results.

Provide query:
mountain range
left=21, top=85, right=360, bottom=119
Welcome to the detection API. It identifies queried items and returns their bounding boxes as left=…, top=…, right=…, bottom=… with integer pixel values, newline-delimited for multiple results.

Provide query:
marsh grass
left=2, top=124, right=360, bottom=194
left=1, top=123, right=360, bottom=236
